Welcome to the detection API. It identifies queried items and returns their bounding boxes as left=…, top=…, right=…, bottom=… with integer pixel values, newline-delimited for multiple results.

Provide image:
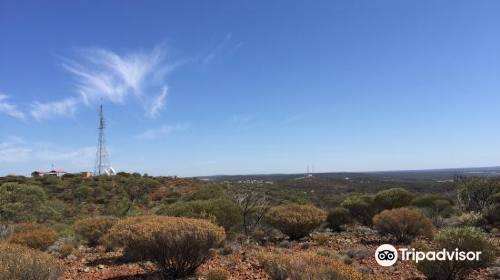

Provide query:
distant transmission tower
left=94, top=102, right=113, bottom=176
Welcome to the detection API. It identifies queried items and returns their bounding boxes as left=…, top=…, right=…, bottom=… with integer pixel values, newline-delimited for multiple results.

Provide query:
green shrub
left=157, top=198, right=241, bottom=232
left=104, top=215, right=225, bottom=278
left=0, top=183, right=58, bottom=225
left=265, top=204, right=326, bottom=240
left=456, top=177, right=500, bottom=213
left=373, top=208, right=433, bottom=243
left=312, top=233, right=329, bottom=245
left=186, top=184, right=228, bottom=201
left=374, top=188, right=414, bottom=211
left=7, top=223, right=58, bottom=251
left=341, top=195, right=374, bottom=226
left=485, top=193, right=500, bottom=226
left=447, top=211, right=484, bottom=227
left=57, top=243, right=76, bottom=258
left=206, top=268, right=230, bottom=280
left=73, top=216, right=118, bottom=246
left=326, top=207, right=351, bottom=231
left=258, top=251, right=384, bottom=280
left=411, top=195, right=453, bottom=217
left=0, top=243, right=63, bottom=280
left=416, top=227, right=497, bottom=280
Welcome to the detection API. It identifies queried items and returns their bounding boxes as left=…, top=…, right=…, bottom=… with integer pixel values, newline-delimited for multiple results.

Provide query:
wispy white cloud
left=145, top=86, right=168, bottom=118
left=62, top=46, right=168, bottom=105
left=31, top=45, right=175, bottom=121
left=136, top=122, right=191, bottom=140
left=0, top=94, right=25, bottom=120
left=202, top=33, right=243, bottom=67
left=30, top=97, right=78, bottom=122
left=203, top=33, right=232, bottom=66
left=230, top=113, right=259, bottom=125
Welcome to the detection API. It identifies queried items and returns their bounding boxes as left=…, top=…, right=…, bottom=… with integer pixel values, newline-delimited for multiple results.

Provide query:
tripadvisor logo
left=375, top=244, right=483, bottom=267
left=375, top=244, right=398, bottom=266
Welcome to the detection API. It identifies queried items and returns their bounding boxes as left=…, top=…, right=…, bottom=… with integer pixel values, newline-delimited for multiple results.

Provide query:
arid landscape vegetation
left=2, top=1, right=500, bottom=280
left=0, top=171, right=499, bottom=280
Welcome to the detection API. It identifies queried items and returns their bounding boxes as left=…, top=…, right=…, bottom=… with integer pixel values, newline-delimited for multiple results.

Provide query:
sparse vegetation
left=0, top=173, right=498, bottom=280
left=259, top=251, right=384, bottom=280
left=206, top=268, right=230, bottom=280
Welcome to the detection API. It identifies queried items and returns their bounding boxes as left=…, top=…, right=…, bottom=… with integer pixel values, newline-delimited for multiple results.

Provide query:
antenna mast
left=94, top=101, right=111, bottom=176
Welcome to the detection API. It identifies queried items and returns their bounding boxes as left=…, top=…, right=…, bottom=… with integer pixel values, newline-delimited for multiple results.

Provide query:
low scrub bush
left=265, top=204, right=326, bottom=240
left=446, top=211, right=484, bottom=227
left=312, top=233, right=329, bottom=245
left=73, top=216, right=118, bottom=246
left=485, top=192, right=500, bottom=226
left=0, top=242, right=63, bottom=280
left=415, top=227, right=497, bottom=280
left=373, top=188, right=414, bottom=211
left=258, top=251, right=384, bottom=280
left=157, top=198, right=241, bottom=232
left=104, top=215, right=225, bottom=279
left=205, top=268, right=230, bottom=280
left=411, top=194, right=454, bottom=225
left=46, top=237, right=78, bottom=258
left=7, top=223, right=57, bottom=251
left=341, top=195, right=375, bottom=226
left=373, top=208, right=433, bottom=243
left=326, top=207, right=351, bottom=231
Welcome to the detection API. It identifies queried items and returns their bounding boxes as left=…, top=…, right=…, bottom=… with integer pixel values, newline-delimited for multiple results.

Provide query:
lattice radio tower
left=94, top=102, right=112, bottom=176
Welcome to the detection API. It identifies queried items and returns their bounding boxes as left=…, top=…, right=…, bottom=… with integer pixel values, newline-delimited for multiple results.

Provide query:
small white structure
left=47, top=170, right=67, bottom=177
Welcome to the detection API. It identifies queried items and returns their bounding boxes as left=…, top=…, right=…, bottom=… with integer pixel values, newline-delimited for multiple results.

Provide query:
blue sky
left=1, top=1, right=500, bottom=177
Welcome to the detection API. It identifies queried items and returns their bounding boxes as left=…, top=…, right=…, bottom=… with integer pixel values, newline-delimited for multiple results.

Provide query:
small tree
left=265, top=204, right=326, bottom=240
left=373, top=207, right=433, bottom=243
left=456, top=176, right=500, bottom=213
left=118, top=176, right=160, bottom=215
left=233, top=188, right=270, bottom=238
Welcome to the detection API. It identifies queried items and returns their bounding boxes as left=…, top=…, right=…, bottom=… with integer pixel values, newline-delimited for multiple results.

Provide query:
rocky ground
left=59, top=230, right=500, bottom=280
